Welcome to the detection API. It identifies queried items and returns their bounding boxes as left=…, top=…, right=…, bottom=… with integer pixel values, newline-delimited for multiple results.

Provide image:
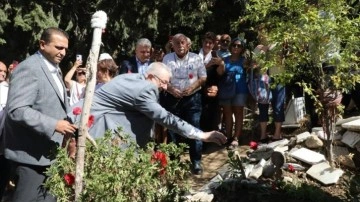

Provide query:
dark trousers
left=0, top=155, right=11, bottom=200
left=200, top=95, right=221, bottom=132
left=160, top=91, right=203, bottom=164
left=11, top=162, right=56, bottom=202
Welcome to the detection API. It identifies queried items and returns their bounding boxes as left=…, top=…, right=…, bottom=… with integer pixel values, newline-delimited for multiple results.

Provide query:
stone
left=296, top=131, right=311, bottom=143
left=336, top=116, right=360, bottom=126
left=289, top=147, right=326, bottom=165
left=249, top=147, right=274, bottom=162
left=312, top=127, right=323, bottom=133
left=333, top=145, right=355, bottom=168
left=341, top=130, right=360, bottom=148
left=262, top=164, right=276, bottom=178
left=249, top=159, right=266, bottom=179
left=305, top=135, right=323, bottom=149
left=271, top=151, right=285, bottom=169
left=274, top=145, right=289, bottom=153
left=306, top=162, right=344, bottom=185
left=190, top=191, right=214, bottom=202
left=267, top=138, right=289, bottom=149
left=342, top=119, right=360, bottom=132
left=244, top=164, right=255, bottom=178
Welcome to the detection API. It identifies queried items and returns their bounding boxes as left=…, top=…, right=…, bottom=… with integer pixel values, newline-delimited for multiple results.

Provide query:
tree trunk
left=322, top=106, right=335, bottom=168
left=74, top=11, right=107, bottom=201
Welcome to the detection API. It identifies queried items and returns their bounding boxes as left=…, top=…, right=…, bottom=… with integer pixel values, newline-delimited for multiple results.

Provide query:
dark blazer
left=3, top=53, right=69, bottom=166
left=119, top=57, right=138, bottom=74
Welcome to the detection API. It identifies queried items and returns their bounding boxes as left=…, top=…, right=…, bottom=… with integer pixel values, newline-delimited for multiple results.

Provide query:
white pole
left=74, top=11, right=107, bottom=201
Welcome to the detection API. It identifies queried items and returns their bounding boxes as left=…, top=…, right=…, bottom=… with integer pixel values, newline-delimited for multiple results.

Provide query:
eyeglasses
left=153, top=74, right=169, bottom=85
left=220, top=39, right=230, bottom=43
left=232, top=44, right=242, bottom=48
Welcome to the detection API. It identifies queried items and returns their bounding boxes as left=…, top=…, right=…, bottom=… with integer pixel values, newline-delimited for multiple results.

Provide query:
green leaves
left=45, top=128, right=190, bottom=202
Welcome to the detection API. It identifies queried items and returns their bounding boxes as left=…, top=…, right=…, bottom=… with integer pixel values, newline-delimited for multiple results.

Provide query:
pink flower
left=188, top=73, right=193, bottom=79
left=87, top=115, right=95, bottom=128
left=288, top=164, right=295, bottom=172
left=64, top=173, right=75, bottom=186
left=151, top=151, right=168, bottom=175
left=73, top=107, right=82, bottom=115
left=249, top=141, right=258, bottom=150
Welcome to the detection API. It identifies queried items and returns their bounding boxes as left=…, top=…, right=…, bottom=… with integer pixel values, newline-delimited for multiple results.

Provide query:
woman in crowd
left=219, top=38, right=248, bottom=149
left=96, top=53, right=119, bottom=89
left=64, top=59, right=86, bottom=106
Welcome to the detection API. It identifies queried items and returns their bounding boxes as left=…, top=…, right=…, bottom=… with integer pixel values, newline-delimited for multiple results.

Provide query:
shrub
left=45, top=128, right=190, bottom=202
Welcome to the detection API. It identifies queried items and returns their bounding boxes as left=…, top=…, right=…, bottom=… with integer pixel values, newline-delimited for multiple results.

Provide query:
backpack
left=248, top=67, right=272, bottom=104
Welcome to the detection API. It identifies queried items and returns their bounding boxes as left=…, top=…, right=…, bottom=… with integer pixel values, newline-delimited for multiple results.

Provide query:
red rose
left=188, top=73, right=193, bottom=79
left=151, top=151, right=168, bottom=175
left=249, top=141, right=258, bottom=150
left=64, top=173, right=75, bottom=186
left=288, top=164, right=295, bottom=172
left=87, top=115, right=95, bottom=128
left=73, top=107, right=82, bottom=115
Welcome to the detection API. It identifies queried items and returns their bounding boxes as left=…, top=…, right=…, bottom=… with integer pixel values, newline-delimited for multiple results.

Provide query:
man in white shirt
left=162, top=33, right=207, bottom=175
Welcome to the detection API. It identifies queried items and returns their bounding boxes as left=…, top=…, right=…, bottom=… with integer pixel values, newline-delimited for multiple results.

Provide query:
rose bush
left=45, top=128, right=190, bottom=202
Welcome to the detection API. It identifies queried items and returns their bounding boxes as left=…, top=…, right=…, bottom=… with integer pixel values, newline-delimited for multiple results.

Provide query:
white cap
left=99, top=53, right=113, bottom=61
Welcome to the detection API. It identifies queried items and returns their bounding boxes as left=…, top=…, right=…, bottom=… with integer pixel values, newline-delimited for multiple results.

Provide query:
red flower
left=249, top=141, right=258, bottom=150
left=87, top=115, right=95, bottom=128
left=188, top=73, right=193, bottom=79
left=151, top=151, right=168, bottom=175
left=73, top=107, right=82, bottom=115
left=64, top=173, right=75, bottom=186
left=288, top=164, right=295, bottom=172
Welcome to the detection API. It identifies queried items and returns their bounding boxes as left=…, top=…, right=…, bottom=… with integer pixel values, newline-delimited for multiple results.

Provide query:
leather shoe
left=192, top=162, right=203, bottom=175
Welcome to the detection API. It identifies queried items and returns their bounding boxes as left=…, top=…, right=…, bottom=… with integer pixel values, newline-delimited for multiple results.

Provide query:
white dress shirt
left=38, top=52, right=65, bottom=101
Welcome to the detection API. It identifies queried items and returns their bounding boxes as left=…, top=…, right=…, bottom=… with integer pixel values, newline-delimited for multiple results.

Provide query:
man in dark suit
left=2, top=27, right=77, bottom=201
left=119, top=38, right=152, bottom=75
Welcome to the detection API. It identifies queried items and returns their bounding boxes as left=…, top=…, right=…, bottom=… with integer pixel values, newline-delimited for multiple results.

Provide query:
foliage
left=45, top=128, right=190, bottom=202
left=242, top=0, right=360, bottom=93
left=240, top=0, right=360, bottom=165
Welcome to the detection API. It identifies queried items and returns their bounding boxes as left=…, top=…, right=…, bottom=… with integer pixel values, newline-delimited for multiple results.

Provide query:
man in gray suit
left=2, top=27, right=77, bottom=201
left=71, top=62, right=227, bottom=148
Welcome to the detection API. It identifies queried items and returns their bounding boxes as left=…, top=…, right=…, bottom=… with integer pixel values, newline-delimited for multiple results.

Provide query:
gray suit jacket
left=3, top=53, right=69, bottom=166
left=71, top=73, right=197, bottom=148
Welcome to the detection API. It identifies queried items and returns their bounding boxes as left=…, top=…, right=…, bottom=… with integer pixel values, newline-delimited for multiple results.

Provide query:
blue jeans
left=161, top=91, right=203, bottom=164
left=258, top=84, right=285, bottom=122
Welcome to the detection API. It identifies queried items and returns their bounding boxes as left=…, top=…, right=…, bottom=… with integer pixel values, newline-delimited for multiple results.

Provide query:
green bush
left=45, top=128, right=190, bottom=202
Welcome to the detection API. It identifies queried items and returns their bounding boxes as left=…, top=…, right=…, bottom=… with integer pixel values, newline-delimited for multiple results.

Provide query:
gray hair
left=172, top=33, right=187, bottom=43
left=146, top=62, right=172, bottom=78
left=136, top=38, right=152, bottom=48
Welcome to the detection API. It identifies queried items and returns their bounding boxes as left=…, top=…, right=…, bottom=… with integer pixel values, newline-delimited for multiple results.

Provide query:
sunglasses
left=77, top=71, right=86, bottom=75
left=232, top=44, right=242, bottom=48
left=220, top=39, right=230, bottom=43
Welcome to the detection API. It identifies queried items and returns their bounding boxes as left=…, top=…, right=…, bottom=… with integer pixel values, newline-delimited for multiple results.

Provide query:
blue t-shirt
left=224, top=56, right=248, bottom=94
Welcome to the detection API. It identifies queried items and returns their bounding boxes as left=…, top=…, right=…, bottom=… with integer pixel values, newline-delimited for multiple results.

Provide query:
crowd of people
left=1, top=25, right=356, bottom=201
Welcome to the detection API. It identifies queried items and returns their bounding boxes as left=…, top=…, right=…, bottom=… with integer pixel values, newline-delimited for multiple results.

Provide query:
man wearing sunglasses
left=217, top=34, right=232, bottom=59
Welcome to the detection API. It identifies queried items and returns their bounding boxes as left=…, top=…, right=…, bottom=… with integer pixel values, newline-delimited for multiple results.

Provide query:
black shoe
left=192, top=162, right=203, bottom=175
